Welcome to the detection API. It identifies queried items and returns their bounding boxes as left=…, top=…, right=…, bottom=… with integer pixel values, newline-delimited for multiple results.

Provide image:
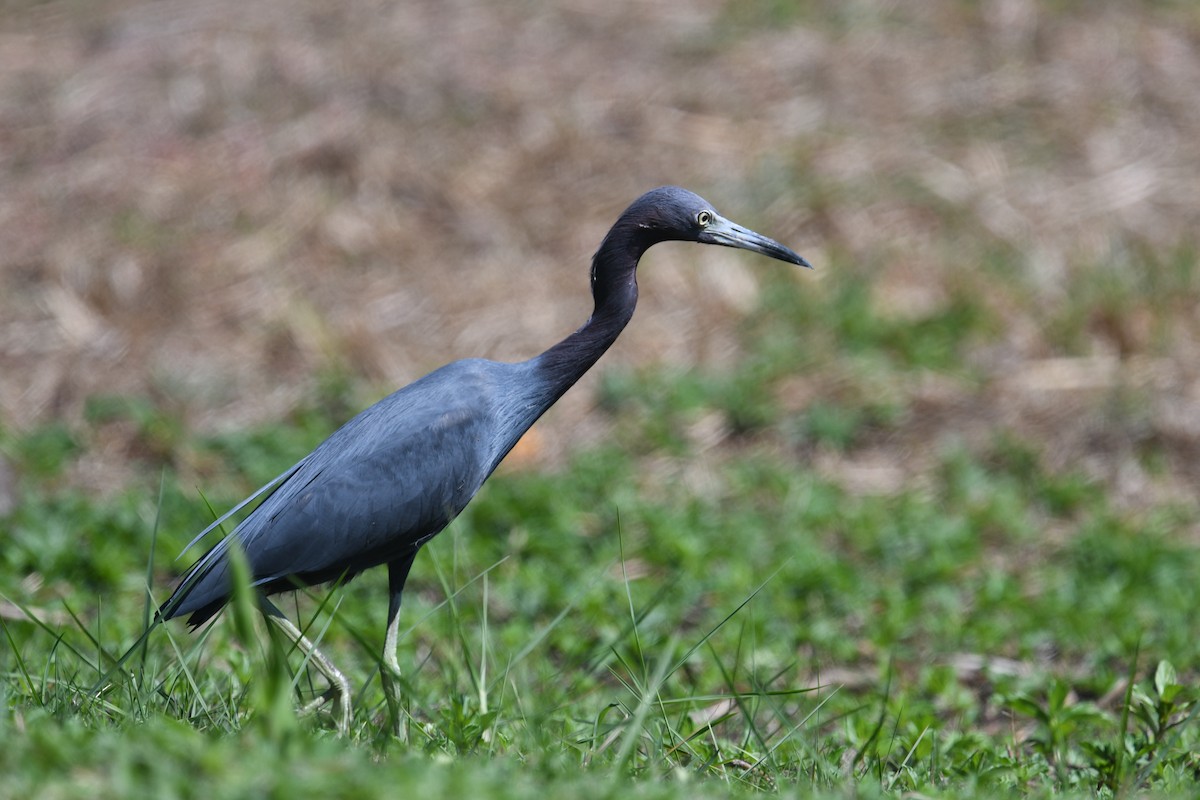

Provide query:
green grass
left=4, top=259, right=1200, bottom=798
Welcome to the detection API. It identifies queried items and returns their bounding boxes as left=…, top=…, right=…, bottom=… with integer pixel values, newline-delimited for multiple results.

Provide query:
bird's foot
left=299, top=687, right=337, bottom=716
left=381, top=669, right=409, bottom=742
left=299, top=684, right=351, bottom=735
left=263, top=613, right=352, bottom=735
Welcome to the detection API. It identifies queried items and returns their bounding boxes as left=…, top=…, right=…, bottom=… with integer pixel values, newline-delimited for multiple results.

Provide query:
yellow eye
left=697, top=210, right=713, bottom=227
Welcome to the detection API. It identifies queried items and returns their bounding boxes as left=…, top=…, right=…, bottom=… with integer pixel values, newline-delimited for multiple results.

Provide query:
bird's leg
left=382, top=551, right=418, bottom=740
left=263, top=605, right=352, bottom=736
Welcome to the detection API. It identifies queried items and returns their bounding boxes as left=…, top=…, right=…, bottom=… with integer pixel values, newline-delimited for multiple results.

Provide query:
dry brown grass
left=2, top=0, right=1198, bottom=500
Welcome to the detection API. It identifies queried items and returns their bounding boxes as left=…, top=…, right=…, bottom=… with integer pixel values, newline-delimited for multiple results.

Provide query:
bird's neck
left=530, top=228, right=645, bottom=405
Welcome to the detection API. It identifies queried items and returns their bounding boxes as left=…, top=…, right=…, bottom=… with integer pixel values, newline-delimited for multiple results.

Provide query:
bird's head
left=617, top=186, right=812, bottom=268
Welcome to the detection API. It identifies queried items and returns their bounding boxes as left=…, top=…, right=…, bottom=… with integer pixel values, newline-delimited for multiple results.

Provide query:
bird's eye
left=696, top=210, right=713, bottom=227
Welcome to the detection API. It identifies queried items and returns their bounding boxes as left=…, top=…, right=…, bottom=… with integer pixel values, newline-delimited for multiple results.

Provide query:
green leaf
left=1155, top=660, right=1181, bottom=703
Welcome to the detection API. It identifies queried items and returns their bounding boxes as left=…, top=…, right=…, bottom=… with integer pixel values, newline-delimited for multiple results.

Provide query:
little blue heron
left=160, top=186, right=810, bottom=734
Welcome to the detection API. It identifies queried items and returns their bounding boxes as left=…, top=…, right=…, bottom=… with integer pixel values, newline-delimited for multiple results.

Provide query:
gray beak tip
left=703, top=214, right=812, bottom=270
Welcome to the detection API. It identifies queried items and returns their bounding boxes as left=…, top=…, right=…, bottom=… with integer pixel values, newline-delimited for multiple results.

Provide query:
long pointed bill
left=701, top=214, right=813, bottom=268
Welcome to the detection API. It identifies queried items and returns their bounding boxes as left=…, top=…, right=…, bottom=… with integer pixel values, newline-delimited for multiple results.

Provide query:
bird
left=160, top=186, right=811, bottom=735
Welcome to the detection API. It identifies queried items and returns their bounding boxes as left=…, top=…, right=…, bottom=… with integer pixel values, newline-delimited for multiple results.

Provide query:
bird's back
left=163, top=357, right=545, bottom=626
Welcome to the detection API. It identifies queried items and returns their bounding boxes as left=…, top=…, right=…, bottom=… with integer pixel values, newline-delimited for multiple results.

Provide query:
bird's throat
left=535, top=271, right=637, bottom=397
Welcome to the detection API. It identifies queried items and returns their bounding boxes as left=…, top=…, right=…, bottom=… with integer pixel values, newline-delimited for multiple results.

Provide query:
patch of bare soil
left=1, top=1, right=1198, bottom=506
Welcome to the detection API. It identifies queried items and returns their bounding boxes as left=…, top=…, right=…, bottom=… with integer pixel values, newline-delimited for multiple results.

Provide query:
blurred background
left=5, top=3, right=1200, bottom=785
left=2, top=0, right=1198, bottom=511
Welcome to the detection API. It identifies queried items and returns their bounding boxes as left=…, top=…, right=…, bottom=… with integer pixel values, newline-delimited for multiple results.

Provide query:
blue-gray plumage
left=160, top=186, right=810, bottom=734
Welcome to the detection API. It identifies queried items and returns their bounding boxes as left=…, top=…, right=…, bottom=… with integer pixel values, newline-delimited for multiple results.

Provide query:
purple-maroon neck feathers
left=533, top=216, right=643, bottom=395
